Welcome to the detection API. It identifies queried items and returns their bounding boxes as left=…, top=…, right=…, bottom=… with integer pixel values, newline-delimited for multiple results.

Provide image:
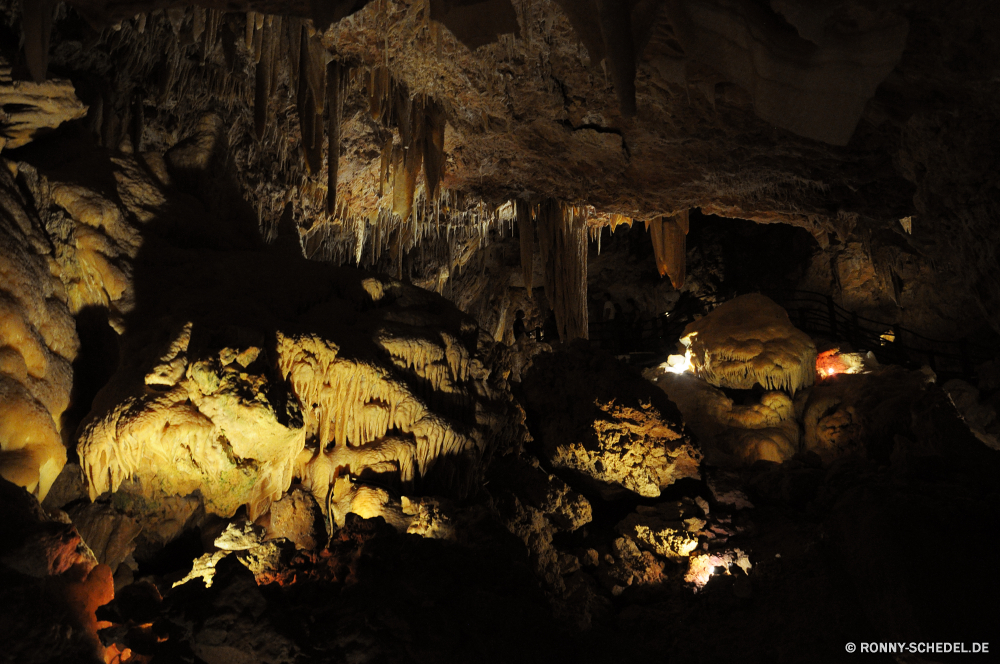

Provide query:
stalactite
left=285, top=17, right=302, bottom=97
left=368, top=66, right=391, bottom=122
left=536, top=199, right=588, bottom=342
left=595, top=0, right=637, bottom=116
left=167, top=7, right=186, bottom=38
left=649, top=210, right=689, bottom=289
left=379, top=138, right=393, bottom=197
left=21, top=0, right=55, bottom=82
left=129, top=91, right=143, bottom=151
left=245, top=12, right=256, bottom=51
left=297, top=26, right=327, bottom=174
left=516, top=200, right=534, bottom=293
left=192, top=7, right=207, bottom=44
left=203, top=9, right=222, bottom=58
left=253, top=16, right=279, bottom=141
left=254, top=12, right=265, bottom=56
left=422, top=98, right=446, bottom=200
left=326, top=61, right=342, bottom=217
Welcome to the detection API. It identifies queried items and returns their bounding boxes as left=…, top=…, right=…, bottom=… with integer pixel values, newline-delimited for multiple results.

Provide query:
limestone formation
left=615, top=502, right=701, bottom=560
left=521, top=347, right=700, bottom=498
left=0, top=162, right=78, bottom=502
left=0, top=61, right=87, bottom=152
left=0, top=479, right=114, bottom=663
left=78, top=266, right=519, bottom=523
left=681, top=293, right=817, bottom=394
left=650, top=370, right=799, bottom=464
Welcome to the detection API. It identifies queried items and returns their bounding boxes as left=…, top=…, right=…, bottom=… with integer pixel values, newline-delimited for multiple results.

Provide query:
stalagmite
left=649, top=210, right=689, bottom=289
left=681, top=293, right=817, bottom=394
left=516, top=200, right=534, bottom=293
left=326, top=61, right=342, bottom=216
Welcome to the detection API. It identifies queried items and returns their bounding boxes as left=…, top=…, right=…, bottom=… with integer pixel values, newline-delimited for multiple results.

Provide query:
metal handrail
left=585, top=289, right=993, bottom=378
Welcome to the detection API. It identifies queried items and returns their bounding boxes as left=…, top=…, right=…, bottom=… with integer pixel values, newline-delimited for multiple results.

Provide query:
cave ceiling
left=3, top=0, right=1000, bottom=327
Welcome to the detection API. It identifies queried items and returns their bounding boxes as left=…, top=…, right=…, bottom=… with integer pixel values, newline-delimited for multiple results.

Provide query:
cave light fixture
left=661, top=332, right=698, bottom=374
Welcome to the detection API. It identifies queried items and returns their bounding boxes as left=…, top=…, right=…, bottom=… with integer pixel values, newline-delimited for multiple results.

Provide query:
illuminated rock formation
left=76, top=235, right=519, bottom=525
left=651, top=370, right=799, bottom=464
left=0, top=59, right=87, bottom=152
left=0, top=478, right=115, bottom=663
left=800, top=365, right=931, bottom=462
left=615, top=502, right=701, bottom=560
left=0, top=163, right=78, bottom=502
left=681, top=293, right=817, bottom=394
left=521, top=347, right=700, bottom=498
left=648, top=210, right=689, bottom=289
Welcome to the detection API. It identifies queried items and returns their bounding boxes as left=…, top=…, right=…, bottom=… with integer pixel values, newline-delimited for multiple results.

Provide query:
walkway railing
left=767, top=290, right=993, bottom=378
left=584, top=290, right=994, bottom=378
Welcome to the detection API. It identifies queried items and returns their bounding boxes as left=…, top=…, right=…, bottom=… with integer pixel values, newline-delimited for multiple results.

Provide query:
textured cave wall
left=4, top=0, right=1000, bottom=341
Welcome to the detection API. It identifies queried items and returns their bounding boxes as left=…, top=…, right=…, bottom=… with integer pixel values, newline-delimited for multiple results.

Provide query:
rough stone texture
left=0, top=60, right=87, bottom=152
left=265, top=486, right=325, bottom=550
left=521, top=345, right=700, bottom=499
left=615, top=502, right=701, bottom=561
left=13, top=135, right=525, bottom=524
left=0, top=478, right=113, bottom=664
left=650, top=369, right=799, bottom=465
left=13, top=1, right=996, bottom=352
left=490, top=453, right=593, bottom=601
left=799, top=365, right=931, bottom=463
left=0, top=159, right=78, bottom=502
left=66, top=501, right=142, bottom=574
left=681, top=293, right=817, bottom=394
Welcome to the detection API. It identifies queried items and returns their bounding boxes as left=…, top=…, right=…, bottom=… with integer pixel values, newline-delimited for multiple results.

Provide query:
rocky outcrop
left=60, top=153, right=522, bottom=525
left=0, top=478, right=114, bottom=664
left=0, top=160, right=78, bottom=502
left=651, top=370, right=800, bottom=464
left=0, top=60, right=87, bottom=152
left=521, top=345, right=700, bottom=498
left=680, top=293, right=817, bottom=394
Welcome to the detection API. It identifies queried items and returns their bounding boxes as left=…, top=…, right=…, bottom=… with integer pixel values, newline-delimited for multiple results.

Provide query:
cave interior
left=1, top=1, right=999, bottom=662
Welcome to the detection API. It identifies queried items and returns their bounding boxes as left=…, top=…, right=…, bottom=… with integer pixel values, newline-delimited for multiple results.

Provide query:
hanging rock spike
left=203, top=9, right=222, bottom=59
left=422, top=98, right=446, bottom=200
left=326, top=60, right=342, bottom=217
left=536, top=199, right=588, bottom=342
left=253, top=16, right=278, bottom=141
left=21, top=0, right=55, bottom=82
left=516, top=200, right=534, bottom=293
left=192, top=7, right=207, bottom=44
left=296, top=25, right=327, bottom=174
left=285, top=17, right=302, bottom=96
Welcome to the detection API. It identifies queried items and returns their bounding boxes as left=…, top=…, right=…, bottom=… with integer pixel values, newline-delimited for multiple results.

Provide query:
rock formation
left=520, top=345, right=701, bottom=498
left=0, top=161, right=78, bottom=502
left=0, top=2, right=999, bottom=662
left=681, top=293, right=817, bottom=394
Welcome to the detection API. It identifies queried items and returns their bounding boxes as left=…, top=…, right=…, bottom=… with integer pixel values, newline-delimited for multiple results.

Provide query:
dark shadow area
left=62, top=306, right=119, bottom=453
